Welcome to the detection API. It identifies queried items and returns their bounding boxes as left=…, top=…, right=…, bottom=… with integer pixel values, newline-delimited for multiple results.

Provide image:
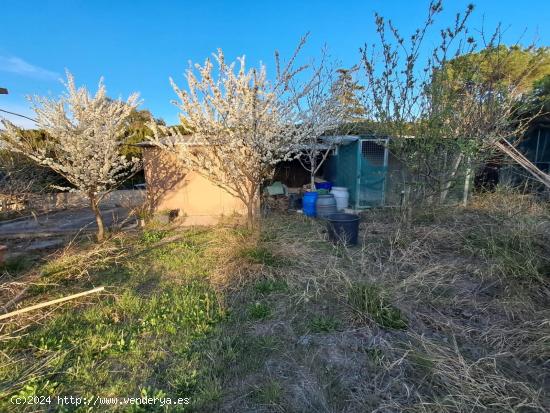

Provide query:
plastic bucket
left=326, top=213, right=360, bottom=245
left=316, top=194, right=338, bottom=219
left=303, top=191, right=318, bottom=217
left=330, top=187, right=349, bottom=211
left=315, top=181, right=332, bottom=191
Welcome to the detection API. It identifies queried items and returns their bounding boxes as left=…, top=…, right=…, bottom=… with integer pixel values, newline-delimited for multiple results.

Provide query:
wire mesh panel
left=338, top=143, right=358, bottom=207
left=324, top=142, right=359, bottom=207
left=359, top=139, right=388, bottom=207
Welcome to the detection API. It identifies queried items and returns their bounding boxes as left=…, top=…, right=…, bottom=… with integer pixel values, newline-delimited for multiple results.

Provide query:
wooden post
left=462, top=157, right=472, bottom=207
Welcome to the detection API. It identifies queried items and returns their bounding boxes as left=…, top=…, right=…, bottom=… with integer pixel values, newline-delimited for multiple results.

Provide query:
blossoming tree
left=148, top=40, right=341, bottom=227
left=0, top=71, right=140, bottom=241
left=293, top=62, right=349, bottom=189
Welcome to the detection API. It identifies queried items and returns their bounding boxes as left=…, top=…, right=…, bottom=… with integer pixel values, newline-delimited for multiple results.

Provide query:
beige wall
left=143, top=148, right=248, bottom=225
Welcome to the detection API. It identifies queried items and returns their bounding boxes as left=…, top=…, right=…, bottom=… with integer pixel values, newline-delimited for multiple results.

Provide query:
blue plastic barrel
left=303, top=191, right=318, bottom=217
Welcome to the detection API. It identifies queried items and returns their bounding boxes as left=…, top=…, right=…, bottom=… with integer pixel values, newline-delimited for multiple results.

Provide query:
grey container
left=326, top=213, right=360, bottom=245
left=316, top=194, right=338, bottom=219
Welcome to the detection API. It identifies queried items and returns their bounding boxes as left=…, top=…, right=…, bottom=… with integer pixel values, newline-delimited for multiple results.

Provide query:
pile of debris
left=264, top=182, right=302, bottom=212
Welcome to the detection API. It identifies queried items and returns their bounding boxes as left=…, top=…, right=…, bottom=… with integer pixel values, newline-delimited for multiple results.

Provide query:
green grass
left=0, top=255, right=34, bottom=275
left=0, top=222, right=303, bottom=412
left=309, top=315, right=339, bottom=333
left=253, top=380, right=283, bottom=405
left=0, top=229, right=225, bottom=413
left=248, top=302, right=271, bottom=320
left=254, top=278, right=288, bottom=294
left=366, top=347, right=385, bottom=366
left=348, top=283, right=407, bottom=330
left=239, top=246, right=284, bottom=267
left=141, top=228, right=169, bottom=243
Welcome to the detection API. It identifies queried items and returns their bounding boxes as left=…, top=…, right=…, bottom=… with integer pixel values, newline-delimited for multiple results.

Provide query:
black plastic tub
left=326, top=213, right=360, bottom=245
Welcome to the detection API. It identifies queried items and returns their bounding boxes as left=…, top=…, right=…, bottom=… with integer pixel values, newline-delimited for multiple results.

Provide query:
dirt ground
left=0, top=206, right=134, bottom=237
left=0, top=207, right=136, bottom=266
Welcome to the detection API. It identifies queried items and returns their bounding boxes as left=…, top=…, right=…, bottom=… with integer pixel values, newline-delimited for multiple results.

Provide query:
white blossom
left=147, top=39, right=343, bottom=225
left=0, top=71, right=140, bottom=240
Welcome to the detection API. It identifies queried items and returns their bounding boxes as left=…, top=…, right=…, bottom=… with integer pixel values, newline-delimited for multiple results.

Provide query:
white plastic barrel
left=330, top=187, right=349, bottom=211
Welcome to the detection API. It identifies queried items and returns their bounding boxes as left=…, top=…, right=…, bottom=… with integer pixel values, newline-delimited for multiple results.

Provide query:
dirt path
left=0, top=207, right=135, bottom=238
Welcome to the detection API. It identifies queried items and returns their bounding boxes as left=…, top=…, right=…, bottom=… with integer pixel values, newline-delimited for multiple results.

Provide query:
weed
left=309, top=315, right=339, bottom=333
left=348, top=283, right=407, bottom=329
left=240, top=246, right=283, bottom=266
left=366, top=347, right=385, bottom=366
left=195, top=375, right=223, bottom=406
left=141, top=229, right=168, bottom=243
left=259, top=230, right=277, bottom=242
left=408, top=349, right=435, bottom=377
left=253, top=380, right=283, bottom=405
left=464, top=221, right=549, bottom=281
left=254, top=278, right=288, bottom=294
left=248, top=302, right=271, bottom=320
left=0, top=255, right=33, bottom=274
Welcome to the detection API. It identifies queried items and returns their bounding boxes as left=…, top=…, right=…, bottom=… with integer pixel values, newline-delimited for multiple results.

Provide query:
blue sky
left=1, top=0, right=549, bottom=128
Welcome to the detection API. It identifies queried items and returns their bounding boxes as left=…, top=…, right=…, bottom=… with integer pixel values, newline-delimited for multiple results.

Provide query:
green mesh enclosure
left=324, top=135, right=502, bottom=208
left=359, top=139, right=389, bottom=207
left=324, top=137, right=403, bottom=208
left=324, top=141, right=358, bottom=207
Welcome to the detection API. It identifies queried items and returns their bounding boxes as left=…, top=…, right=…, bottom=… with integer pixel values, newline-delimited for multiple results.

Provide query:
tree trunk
left=310, top=155, right=317, bottom=190
left=89, top=194, right=105, bottom=242
left=400, top=185, right=413, bottom=229
left=439, top=152, right=464, bottom=205
left=462, top=157, right=472, bottom=207
left=246, top=199, right=257, bottom=229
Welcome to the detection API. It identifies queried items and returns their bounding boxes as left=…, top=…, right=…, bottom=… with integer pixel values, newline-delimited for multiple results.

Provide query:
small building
left=138, top=136, right=407, bottom=222
left=498, top=124, right=550, bottom=189
left=139, top=133, right=480, bottom=222
left=139, top=143, right=247, bottom=225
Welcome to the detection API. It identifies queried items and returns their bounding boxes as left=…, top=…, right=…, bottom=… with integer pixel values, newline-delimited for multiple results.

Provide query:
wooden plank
left=0, top=287, right=105, bottom=321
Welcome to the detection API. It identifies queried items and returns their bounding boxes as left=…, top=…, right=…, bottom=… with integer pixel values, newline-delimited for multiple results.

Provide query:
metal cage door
left=358, top=139, right=389, bottom=207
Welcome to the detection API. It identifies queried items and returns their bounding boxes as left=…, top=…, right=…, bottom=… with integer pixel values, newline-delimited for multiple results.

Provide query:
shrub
left=141, top=229, right=168, bottom=244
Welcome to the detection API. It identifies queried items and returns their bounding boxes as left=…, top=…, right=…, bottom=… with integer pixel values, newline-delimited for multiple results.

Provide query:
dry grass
left=1, top=189, right=548, bottom=412
left=342, top=191, right=550, bottom=412
left=206, top=190, right=549, bottom=412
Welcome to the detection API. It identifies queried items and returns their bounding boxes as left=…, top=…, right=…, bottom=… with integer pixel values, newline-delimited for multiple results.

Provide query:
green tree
left=119, top=109, right=165, bottom=159
left=331, top=66, right=366, bottom=122
left=441, top=46, right=550, bottom=95
left=517, top=74, right=550, bottom=128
